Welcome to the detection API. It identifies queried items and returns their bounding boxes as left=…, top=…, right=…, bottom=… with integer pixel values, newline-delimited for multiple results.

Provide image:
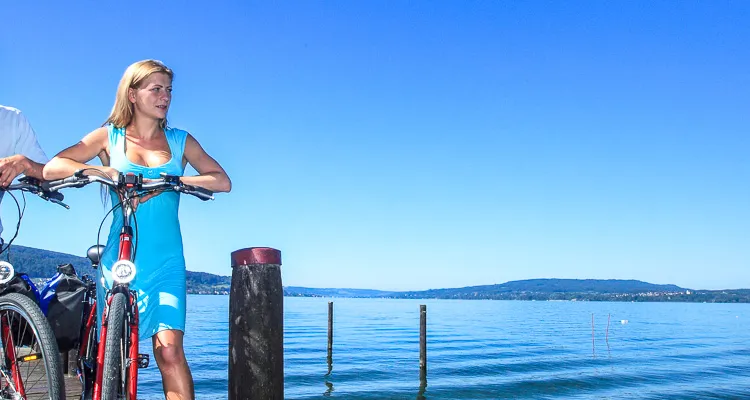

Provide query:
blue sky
left=1, top=1, right=748, bottom=291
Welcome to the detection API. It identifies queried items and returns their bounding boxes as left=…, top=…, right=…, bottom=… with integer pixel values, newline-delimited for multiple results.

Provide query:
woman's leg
left=152, top=329, right=195, bottom=400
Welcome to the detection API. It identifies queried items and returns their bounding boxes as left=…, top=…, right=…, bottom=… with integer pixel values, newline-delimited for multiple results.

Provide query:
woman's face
left=130, top=72, right=172, bottom=121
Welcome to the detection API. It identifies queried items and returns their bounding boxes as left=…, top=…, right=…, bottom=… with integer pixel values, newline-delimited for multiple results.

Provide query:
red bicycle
left=44, top=170, right=212, bottom=400
left=0, top=177, right=67, bottom=399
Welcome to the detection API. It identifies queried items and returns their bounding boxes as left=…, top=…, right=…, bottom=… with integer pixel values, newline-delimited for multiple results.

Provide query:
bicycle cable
left=79, top=167, right=142, bottom=265
left=0, top=189, right=28, bottom=261
left=96, top=201, right=123, bottom=260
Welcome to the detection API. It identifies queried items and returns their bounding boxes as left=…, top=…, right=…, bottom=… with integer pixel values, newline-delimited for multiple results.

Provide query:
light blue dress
left=97, top=124, right=188, bottom=340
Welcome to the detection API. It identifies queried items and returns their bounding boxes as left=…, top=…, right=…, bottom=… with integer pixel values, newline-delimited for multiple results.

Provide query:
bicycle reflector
left=0, top=261, right=15, bottom=284
left=112, top=260, right=137, bottom=284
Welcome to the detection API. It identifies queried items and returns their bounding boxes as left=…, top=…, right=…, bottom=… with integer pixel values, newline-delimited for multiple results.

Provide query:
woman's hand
left=129, top=178, right=162, bottom=211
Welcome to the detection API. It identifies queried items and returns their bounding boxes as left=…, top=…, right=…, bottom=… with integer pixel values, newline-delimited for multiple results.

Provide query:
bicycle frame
left=91, top=175, right=141, bottom=400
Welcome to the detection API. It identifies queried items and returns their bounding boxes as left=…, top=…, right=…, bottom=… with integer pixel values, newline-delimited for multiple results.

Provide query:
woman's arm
left=180, top=134, right=232, bottom=193
left=42, top=127, right=118, bottom=180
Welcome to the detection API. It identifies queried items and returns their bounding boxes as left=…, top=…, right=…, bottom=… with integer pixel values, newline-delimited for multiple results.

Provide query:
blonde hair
left=105, top=59, right=174, bottom=129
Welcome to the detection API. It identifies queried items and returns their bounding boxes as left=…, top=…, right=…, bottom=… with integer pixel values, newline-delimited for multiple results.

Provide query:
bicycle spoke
left=21, top=340, right=46, bottom=396
left=0, top=305, right=58, bottom=399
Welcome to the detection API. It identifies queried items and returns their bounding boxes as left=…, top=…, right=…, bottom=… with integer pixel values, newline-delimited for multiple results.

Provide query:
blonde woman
left=44, top=59, right=231, bottom=400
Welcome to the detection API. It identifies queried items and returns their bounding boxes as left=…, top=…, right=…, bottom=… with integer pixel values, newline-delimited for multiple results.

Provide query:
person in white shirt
left=0, top=105, right=49, bottom=242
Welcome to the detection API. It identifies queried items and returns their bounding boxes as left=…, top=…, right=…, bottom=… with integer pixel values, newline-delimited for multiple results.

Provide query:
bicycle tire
left=0, top=292, right=65, bottom=400
left=101, top=292, right=126, bottom=400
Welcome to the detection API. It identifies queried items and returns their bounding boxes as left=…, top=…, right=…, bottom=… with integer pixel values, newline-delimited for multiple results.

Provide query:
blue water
left=135, top=296, right=750, bottom=399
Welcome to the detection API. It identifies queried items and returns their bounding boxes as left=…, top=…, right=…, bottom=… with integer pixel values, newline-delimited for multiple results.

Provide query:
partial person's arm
left=180, top=134, right=232, bottom=192
left=42, top=127, right=118, bottom=180
left=0, top=109, right=47, bottom=185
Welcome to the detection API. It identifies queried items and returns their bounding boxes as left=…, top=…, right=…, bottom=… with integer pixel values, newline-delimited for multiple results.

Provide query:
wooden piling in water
left=328, top=301, right=333, bottom=352
left=229, top=247, right=283, bottom=400
left=420, top=304, right=427, bottom=372
left=327, top=301, right=334, bottom=376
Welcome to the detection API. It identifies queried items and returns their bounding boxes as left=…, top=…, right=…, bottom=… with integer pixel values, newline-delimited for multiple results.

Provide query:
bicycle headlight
left=112, top=260, right=137, bottom=284
left=0, top=261, right=14, bottom=284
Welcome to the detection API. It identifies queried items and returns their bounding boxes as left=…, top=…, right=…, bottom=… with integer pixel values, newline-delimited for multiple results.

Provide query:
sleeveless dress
left=97, top=124, right=188, bottom=340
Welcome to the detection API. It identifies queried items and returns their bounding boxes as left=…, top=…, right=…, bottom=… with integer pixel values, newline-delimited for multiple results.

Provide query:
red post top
left=231, top=247, right=282, bottom=267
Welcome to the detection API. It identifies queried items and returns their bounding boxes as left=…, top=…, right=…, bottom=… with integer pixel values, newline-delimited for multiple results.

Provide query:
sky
left=1, top=1, right=748, bottom=291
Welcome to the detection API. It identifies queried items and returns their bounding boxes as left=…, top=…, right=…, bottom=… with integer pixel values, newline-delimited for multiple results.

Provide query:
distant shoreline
left=186, top=291, right=750, bottom=304
left=14, top=245, right=750, bottom=304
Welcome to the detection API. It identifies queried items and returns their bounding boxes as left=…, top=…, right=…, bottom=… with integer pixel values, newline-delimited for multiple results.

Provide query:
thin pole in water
left=591, top=313, right=595, bottom=358
left=420, top=304, right=427, bottom=371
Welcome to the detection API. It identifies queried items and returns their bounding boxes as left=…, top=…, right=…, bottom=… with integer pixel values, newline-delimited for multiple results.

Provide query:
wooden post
left=419, top=304, right=427, bottom=372
left=229, top=247, right=283, bottom=400
left=327, top=301, right=333, bottom=376
left=328, top=302, right=333, bottom=352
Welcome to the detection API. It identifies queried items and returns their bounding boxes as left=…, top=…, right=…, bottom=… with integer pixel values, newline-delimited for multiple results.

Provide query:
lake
left=135, top=295, right=750, bottom=399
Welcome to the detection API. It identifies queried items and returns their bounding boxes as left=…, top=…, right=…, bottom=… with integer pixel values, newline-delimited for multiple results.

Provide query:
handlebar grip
left=182, top=185, right=214, bottom=201
left=193, top=186, right=214, bottom=197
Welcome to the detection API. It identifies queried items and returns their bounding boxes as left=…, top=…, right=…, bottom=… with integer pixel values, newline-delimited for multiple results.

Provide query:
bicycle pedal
left=137, top=353, right=149, bottom=368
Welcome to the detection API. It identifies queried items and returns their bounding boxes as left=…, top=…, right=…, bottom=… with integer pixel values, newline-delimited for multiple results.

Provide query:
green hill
left=4, top=245, right=230, bottom=294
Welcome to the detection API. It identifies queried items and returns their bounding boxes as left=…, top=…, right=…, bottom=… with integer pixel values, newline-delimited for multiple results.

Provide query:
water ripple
left=133, top=296, right=750, bottom=399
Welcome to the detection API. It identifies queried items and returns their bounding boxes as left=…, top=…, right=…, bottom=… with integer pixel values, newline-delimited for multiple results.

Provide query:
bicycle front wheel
left=101, top=292, right=127, bottom=400
left=0, top=292, right=65, bottom=400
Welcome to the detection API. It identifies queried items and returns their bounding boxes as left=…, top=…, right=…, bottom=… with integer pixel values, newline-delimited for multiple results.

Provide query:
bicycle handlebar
left=43, top=170, right=215, bottom=201
left=3, top=177, right=69, bottom=209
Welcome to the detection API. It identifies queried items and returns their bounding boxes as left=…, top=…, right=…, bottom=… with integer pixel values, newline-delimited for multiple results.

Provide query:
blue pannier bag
left=40, top=263, right=86, bottom=352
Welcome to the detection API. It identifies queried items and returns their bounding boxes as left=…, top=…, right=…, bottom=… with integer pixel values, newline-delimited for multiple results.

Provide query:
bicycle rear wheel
left=0, top=293, right=64, bottom=400
left=101, top=292, right=127, bottom=400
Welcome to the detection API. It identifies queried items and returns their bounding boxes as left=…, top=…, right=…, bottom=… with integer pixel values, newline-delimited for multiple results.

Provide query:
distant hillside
left=4, top=245, right=95, bottom=277
left=5, top=245, right=230, bottom=294
left=284, top=280, right=750, bottom=303
left=282, top=279, right=688, bottom=300
left=393, top=279, right=685, bottom=298
left=384, top=279, right=688, bottom=301
left=483, top=278, right=684, bottom=293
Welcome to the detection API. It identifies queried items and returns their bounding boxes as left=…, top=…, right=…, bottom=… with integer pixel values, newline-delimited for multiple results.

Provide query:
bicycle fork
left=0, top=315, right=24, bottom=398
left=92, top=290, right=141, bottom=400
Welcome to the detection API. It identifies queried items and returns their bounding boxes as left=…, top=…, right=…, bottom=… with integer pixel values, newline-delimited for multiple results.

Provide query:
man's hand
left=0, top=155, right=30, bottom=187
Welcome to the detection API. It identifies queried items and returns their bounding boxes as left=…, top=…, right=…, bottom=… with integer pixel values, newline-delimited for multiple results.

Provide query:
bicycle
left=44, top=170, right=213, bottom=400
left=0, top=177, right=68, bottom=399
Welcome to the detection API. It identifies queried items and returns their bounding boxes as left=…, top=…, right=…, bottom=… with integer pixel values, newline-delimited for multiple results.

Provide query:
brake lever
left=49, top=198, right=70, bottom=209
left=37, top=191, right=70, bottom=209
left=160, top=173, right=182, bottom=186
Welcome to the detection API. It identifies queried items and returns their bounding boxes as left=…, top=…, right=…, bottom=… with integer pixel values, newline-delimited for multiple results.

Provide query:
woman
left=43, top=59, right=231, bottom=399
